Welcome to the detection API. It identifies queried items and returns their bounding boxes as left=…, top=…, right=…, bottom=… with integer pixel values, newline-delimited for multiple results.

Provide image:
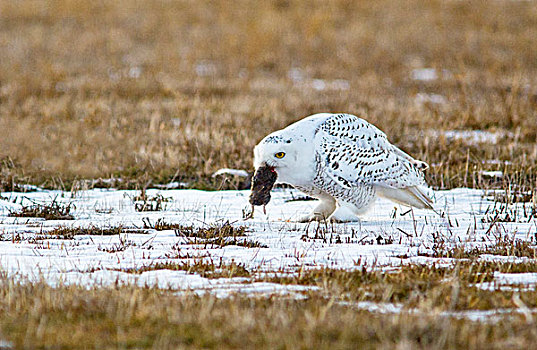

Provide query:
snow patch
left=479, top=171, right=503, bottom=178
left=0, top=339, right=13, bottom=349
left=0, top=187, right=536, bottom=298
left=411, top=68, right=452, bottom=81
left=154, top=182, right=188, bottom=189
left=212, top=168, right=250, bottom=178
left=195, top=61, right=217, bottom=77
left=428, top=129, right=513, bottom=145
left=414, top=93, right=447, bottom=106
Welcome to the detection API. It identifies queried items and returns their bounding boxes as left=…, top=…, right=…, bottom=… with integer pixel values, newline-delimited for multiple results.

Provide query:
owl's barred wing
left=316, top=114, right=428, bottom=169
left=314, top=114, right=427, bottom=189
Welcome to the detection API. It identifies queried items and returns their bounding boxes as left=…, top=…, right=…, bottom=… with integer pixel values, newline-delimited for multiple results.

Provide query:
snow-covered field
left=1, top=187, right=535, bottom=299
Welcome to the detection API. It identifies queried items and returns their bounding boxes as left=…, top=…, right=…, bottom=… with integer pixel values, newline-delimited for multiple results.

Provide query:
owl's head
left=253, top=134, right=300, bottom=175
left=249, top=133, right=302, bottom=207
left=252, top=126, right=316, bottom=190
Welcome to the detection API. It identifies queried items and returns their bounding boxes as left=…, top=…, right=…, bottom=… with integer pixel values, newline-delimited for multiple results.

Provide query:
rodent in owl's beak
left=249, top=164, right=278, bottom=207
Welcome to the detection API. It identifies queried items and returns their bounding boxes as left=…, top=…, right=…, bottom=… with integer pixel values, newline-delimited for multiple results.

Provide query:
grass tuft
left=175, top=222, right=268, bottom=248
left=143, top=217, right=183, bottom=231
left=120, top=259, right=251, bottom=279
left=8, top=198, right=74, bottom=220
left=131, top=190, right=172, bottom=212
left=428, top=236, right=537, bottom=259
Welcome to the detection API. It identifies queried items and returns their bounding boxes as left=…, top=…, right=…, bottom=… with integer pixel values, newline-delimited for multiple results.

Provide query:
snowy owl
left=250, top=113, right=433, bottom=222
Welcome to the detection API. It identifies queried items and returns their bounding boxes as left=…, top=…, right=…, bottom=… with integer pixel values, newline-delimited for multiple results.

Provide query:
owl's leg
left=328, top=201, right=361, bottom=223
left=328, top=186, right=376, bottom=222
left=298, top=197, right=336, bottom=222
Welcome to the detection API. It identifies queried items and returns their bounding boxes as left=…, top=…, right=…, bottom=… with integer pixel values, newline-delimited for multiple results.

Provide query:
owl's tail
left=375, top=185, right=434, bottom=210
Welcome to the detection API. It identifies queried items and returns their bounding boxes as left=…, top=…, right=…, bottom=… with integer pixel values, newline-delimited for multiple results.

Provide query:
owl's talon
left=328, top=206, right=361, bottom=223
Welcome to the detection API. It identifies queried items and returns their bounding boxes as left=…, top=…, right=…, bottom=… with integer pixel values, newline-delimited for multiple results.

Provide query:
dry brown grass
left=8, top=197, right=75, bottom=220
left=118, top=259, right=251, bottom=278
left=264, top=261, right=537, bottom=311
left=1, top=271, right=537, bottom=349
left=0, top=0, right=536, bottom=191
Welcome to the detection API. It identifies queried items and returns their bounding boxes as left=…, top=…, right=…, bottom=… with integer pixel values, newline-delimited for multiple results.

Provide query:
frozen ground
left=0, top=187, right=536, bottom=298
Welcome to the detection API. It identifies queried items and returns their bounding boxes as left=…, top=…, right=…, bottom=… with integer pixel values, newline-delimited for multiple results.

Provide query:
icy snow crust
left=0, top=188, right=535, bottom=298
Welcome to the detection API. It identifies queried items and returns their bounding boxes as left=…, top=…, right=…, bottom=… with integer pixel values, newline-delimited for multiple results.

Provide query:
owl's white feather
left=253, top=113, right=433, bottom=222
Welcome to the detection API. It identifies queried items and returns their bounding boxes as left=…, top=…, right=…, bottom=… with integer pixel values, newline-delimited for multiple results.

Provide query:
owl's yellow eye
left=274, top=152, right=285, bottom=159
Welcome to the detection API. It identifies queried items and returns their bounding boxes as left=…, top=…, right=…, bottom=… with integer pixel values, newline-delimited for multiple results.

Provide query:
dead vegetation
left=0, top=0, right=535, bottom=194
left=2, top=269, right=537, bottom=349
left=481, top=200, right=537, bottom=223
left=120, top=259, right=251, bottom=279
left=427, top=238, right=537, bottom=260
left=0, top=225, right=147, bottom=242
left=130, top=190, right=172, bottom=212
left=175, top=221, right=247, bottom=239
left=97, top=236, right=137, bottom=253
left=143, top=217, right=183, bottom=231
left=0, top=157, right=35, bottom=192
left=46, top=225, right=148, bottom=239
left=143, top=219, right=267, bottom=248
left=422, top=221, right=537, bottom=259
left=110, top=257, right=537, bottom=312
left=263, top=261, right=537, bottom=311
left=8, top=198, right=74, bottom=220
left=175, top=221, right=268, bottom=248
